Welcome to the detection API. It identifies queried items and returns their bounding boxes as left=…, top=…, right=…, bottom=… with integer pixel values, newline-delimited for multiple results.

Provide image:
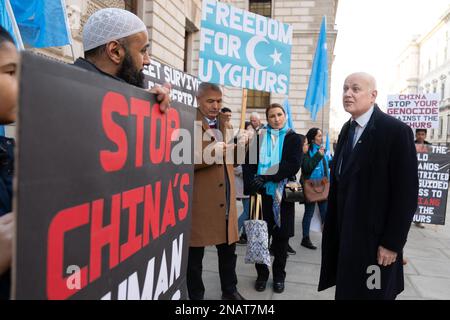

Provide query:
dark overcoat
left=318, top=105, right=419, bottom=299
left=243, top=129, right=303, bottom=238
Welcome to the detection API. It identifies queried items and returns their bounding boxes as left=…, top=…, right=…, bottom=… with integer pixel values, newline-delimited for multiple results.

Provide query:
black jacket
left=73, top=58, right=125, bottom=82
left=318, top=105, right=419, bottom=299
left=301, top=148, right=329, bottom=181
left=0, top=137, right=14, bottom=300
left=242, top=129, right=303, bottom=237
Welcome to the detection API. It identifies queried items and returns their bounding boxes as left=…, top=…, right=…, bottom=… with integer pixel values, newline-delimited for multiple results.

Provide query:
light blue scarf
left=309, top=143, right=329, bottom=179
left=257, top=124, right=289, bottom=227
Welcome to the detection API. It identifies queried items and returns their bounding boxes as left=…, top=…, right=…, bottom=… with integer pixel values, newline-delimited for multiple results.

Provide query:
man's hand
left=377, top=245, right=397, bottom=267
left=0, top=213, right=13, bottom=275
left=149, top=82, right=172, bottom=113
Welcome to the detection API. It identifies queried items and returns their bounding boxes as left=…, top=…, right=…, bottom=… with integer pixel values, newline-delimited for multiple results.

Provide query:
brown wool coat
left=189, top=110, right=239, bottom=247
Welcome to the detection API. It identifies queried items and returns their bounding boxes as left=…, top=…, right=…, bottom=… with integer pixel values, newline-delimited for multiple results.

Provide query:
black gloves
left=250, top=175, right=267, bottom=193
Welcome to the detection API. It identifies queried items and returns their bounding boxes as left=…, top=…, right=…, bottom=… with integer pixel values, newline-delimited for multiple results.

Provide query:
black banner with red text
left=13, top=52, right=195, bottom=299
left=414, top=144, right=449, bottom=225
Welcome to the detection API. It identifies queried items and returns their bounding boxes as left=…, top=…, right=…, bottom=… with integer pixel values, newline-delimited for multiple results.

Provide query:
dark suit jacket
left=242, top=129, right=303, bottom=238
left=318, top=105, right=419, bottom=299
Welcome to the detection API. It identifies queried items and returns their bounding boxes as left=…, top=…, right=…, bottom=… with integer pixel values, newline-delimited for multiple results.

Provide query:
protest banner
left=199, top=0, right=293, bottom=95
left=144, top=60, right=201, bottom=108
left=13, top=52, right=196, bottom=300
left=387, top=94, right=440, bottom=129
left=414, top=144, right=449, bottom=225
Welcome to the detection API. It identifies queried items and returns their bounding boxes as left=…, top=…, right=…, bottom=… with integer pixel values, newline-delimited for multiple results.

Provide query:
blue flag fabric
left=0, top=0, right=22, bottom=48
left=304, top=16, right=329, bottom=121
left=282, top=97, right=295, bottom=131
left=10, top=0, right=71, bottom=48
left=325, top=131, right=332, bottom=161
left=0, top=0, right=15, bottom=40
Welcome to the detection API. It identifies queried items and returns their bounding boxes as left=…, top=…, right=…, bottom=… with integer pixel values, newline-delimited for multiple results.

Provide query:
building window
left=124, top=0, right=137, bottom=14
left=247, top=1, right=272, bottom=108
left=184, top=19, right=198, bottom=73
left=447, top=114, right=450, bottom=136
left=249, top=0, right=272, bottom=18
left=439, top=116, right=443, bottom=138
left=247, top=90, right=270, bottom=109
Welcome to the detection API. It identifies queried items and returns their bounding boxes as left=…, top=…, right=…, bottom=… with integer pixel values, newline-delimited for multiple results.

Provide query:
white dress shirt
left=351, top=105, right=375, bottom=149
left=205, top=117, right=218, bottom=128
left=338, top=105, right=375, bottom=174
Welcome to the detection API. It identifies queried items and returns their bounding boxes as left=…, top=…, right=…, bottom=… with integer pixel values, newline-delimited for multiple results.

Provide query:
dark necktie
left=341, top=120, right=358, bottom=172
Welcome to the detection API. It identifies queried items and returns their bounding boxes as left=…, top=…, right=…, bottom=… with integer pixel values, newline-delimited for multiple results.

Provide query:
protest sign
left=144, top=60, right=201, bottom=108
left=414, top=144, right=449, bottom=225
left=387, top=94, right=439, bottom=129
left=13, top=52, right=196, bottom=300
left=199, top=0, right=292, bottom=94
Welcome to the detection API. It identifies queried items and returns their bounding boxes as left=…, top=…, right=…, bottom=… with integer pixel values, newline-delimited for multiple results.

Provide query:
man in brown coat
left=187, top=82, right=245, bottom=300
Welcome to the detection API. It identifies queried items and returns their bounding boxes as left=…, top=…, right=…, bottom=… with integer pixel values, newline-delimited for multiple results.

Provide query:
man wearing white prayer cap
left=74, top=8, right=171, bottom=111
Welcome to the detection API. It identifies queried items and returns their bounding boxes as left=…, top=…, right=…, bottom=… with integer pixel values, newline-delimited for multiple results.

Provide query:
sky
left=329, top=0, right=450, bottom=131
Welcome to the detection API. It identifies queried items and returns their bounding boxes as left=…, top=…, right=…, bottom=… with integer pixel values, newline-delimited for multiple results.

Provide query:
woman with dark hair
left=300, top=128, right=329, bottom=250
left=243, top=103, right=302, bottom=294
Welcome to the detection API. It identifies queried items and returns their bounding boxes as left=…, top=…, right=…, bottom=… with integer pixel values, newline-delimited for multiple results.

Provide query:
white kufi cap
left=83, top=8, right=147, bottom=51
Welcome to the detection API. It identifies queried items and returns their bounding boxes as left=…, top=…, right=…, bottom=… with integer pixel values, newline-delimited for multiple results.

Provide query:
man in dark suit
left=318, top=72, right=419, bottom=300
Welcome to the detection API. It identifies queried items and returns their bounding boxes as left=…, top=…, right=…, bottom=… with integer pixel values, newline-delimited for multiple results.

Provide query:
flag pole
left=60, top=0, right=76, bottom=62
left=240, top=89, right=248, bottom=129
left=321, top=15, right=326, bottom=134
left=69, top=45, right=76, bottom=62
left=322, top=104, right=326, bottom=153
left=5, top=0, right=24, bottom=50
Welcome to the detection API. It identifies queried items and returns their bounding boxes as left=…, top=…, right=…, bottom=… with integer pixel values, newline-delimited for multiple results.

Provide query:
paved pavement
left=200, top=199, right=450, bottom=300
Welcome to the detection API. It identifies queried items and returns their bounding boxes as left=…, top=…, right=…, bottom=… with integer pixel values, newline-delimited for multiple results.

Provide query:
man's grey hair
left=197, top=82, right=222, bottom=98
left=250, top=112, right=261, bottom=120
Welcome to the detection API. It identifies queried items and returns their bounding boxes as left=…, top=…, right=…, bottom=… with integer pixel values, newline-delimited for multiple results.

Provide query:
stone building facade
left=32, top=0, right=338, bottom=136
left=394, top=6, right=450, bottom=145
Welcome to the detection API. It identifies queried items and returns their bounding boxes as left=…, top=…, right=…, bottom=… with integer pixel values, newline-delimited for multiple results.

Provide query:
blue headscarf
left=309, top=143, right=329, bottom=179
left=257, top=123, right=290, bottom=227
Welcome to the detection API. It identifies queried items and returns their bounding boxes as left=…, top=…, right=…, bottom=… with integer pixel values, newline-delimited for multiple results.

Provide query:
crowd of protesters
left=0, top=7, right=421, bottom=301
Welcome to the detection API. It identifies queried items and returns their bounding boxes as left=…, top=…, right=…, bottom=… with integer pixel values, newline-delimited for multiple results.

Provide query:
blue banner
left=199, top=0, right=292, bottom=94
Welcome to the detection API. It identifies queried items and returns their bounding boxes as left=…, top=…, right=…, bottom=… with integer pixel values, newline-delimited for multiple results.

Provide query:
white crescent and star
left=246, top=35, right=269, bottom=70
left=246, top=35, right=283, bottom=69
left=270, top=48, right=282, bottom=65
